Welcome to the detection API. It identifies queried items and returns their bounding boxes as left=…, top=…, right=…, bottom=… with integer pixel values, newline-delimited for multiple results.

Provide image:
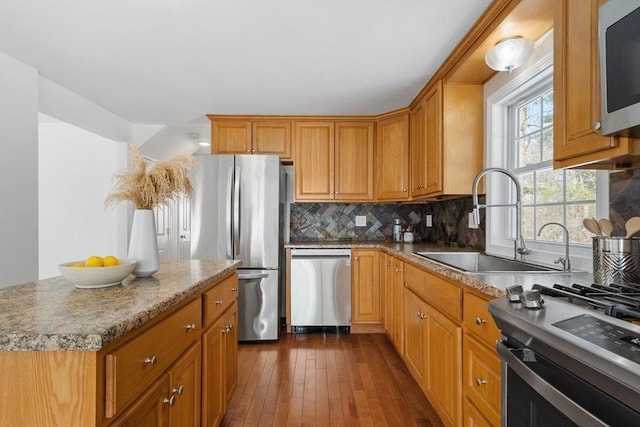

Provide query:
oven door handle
left=497, top=341, right=609, bottom=427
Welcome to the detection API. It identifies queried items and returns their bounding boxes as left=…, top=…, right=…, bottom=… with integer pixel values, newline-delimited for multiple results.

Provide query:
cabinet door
left=376, top=114, right=410, bottom=200
left=463, top=334, right=501, bottom=427
left=425, top=305, right=462, bottom=427
left=111, top=374, right=171, bottom=427
left=170, top=342, right=201, bottom=427
left=201, top=315, right=227, bottom=427
left=294, top=121, right=335, bottom=200
left=212, top=120, right=252, bottom=154
left=424, top=82, right=443, bottom=194
left=335, top=122, right=375, bottom=200
left=253, top=121, right=292, bottom=159
left=352, top=249, right=380, bottom=323
left=554, top=0, right=617, bottom=161
left=410, top=99, right=428, bottom=197
left=390, top=258, right=405, bottom=354
left=404, top=289, right=427, bottom=385
left=224, top=302, right=238, bottom=402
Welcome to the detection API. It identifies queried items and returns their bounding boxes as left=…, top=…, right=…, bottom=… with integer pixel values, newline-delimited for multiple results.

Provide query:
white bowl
left=59, top=259, right=137, bottom=289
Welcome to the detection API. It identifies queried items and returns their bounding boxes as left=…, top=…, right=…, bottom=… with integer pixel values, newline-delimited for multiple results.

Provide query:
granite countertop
left=286, top=240, right=593, bottom=297
left=0, top=259, right=240, bottom=352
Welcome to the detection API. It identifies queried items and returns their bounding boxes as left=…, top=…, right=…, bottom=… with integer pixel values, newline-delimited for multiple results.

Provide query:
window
left=484, top=31, right=607, bottom=271
left=509, top=88, right=597, bottom=245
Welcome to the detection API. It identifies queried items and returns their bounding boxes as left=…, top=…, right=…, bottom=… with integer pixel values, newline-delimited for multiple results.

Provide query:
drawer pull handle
left=223, top=326, right=230, bottom=334
left=592, top=121, right=601, bottom=131
left=416, top=311, right=421, bottom=318
left=216, top=300, right=224, bottom=305
left=231, top=287, right=238, bottom=292
left=185, top=323, right=197, bottom=330
left=419, top=313, right=427, bottom=319
left=163, top=394, right=176, bottom=406
left=143, top=355, right=157, bottom=366
left=475, top=377, right=487, bottom=387
left=172, top=385, right=184, bottom=396
left=475, top=317, right=486, bottom=325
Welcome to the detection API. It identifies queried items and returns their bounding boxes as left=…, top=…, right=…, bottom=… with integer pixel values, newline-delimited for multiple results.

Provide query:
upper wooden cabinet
left=554, top=0, right=640, bottom=169
left=376, top=113, right=410, bottom=201
left=210, top=117, right=292, bottom=161
left=410, top=81, right=483, bottom=199
left=294, top=121, right=374, bottom=202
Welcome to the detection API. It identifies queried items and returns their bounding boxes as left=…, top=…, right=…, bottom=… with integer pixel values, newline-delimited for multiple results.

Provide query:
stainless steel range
left=489, top=282, right=640, bottom=426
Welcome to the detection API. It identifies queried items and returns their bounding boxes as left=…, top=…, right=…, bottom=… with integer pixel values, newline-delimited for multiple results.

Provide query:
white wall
left=0, top=51, right=132, bottom=287
left=0, top=52, right=39, bottom=287
left=38, top=116, right=126, bottom=279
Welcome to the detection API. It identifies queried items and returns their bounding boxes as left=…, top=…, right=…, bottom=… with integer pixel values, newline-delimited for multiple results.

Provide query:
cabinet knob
left=227, top=323, right=234, bottom=331
left=163, top=394, right=176, bottom=406
left=475, top=377, right=487, bottom=387
left=592, top=121, right=601, bottom=131
left=402, top=188, right=407, bottom=192
left=143, top=355, right=157, bottom=366
left=416, top=311, right=421, bottom=318
left=251, top=149, right=256, bottom=153
left=474, top=317, right=486, bottom=325
left=216, top=300, right=224, bottom=305
left=355, top=256, right=359, bottom=261
left=231, top=287, right=238, bottom=292
left=172, top=385, right=184, bottom=396
left=420, top=312, right=427, bottom=319
left=185, top=323, right=197, bottom=330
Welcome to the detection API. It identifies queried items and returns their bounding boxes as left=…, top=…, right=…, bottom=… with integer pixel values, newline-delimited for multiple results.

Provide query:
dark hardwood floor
left=221, top=332, right=444, bottom=427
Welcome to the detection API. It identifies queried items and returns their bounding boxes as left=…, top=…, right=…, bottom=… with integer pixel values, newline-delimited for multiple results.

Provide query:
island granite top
left=286, top=240, right=593, bottom=298
left=0, top=259, right=240, bottom=352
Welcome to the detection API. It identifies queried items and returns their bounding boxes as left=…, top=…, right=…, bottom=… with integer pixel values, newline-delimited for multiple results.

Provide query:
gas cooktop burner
left=532, top=282, right=640, bottom=322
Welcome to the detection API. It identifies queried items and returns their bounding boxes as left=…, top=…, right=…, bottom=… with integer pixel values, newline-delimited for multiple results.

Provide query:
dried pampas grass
left=105, top=144, right=197, bottom=210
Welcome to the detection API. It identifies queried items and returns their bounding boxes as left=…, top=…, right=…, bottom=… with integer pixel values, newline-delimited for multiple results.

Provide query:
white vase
left=128, top=209, right=160, bottom=277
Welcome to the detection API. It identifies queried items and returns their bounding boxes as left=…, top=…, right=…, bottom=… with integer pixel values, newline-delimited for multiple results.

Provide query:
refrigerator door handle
left=225, top=166, right=234, bottom=258
left=238, top=273, right=269, bottom=280
left=233, top=166, right=241, bottom=257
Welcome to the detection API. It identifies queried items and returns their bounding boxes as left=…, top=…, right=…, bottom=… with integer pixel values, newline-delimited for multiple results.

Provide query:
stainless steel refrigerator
left=190, top=154, right=283, bottom=341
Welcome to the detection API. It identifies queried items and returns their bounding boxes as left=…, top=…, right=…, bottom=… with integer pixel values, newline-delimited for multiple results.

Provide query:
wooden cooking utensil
left=624, top=217, right=640, bottom=238
left=598, top=218, right=613, bottom=237
left=583, top=218, right=601, bottom=236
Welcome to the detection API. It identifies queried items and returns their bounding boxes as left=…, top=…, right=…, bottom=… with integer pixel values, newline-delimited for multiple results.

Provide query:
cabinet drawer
left=463, top=334, right=501, bottom=427
left=463, top=292, right=501, bottom=348
left=203, top=272, right=238, bottom=327
left=405, top=263, right=462, bottom=321
left=105, top=298, right=202, bottom=418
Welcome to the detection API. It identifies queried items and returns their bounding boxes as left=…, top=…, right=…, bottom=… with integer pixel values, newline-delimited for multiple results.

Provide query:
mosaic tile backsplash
left=289, top=169, right=639, bottom=248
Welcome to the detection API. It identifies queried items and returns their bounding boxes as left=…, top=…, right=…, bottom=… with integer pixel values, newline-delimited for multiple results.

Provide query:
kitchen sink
left=413, top=251, right=567, bottom=274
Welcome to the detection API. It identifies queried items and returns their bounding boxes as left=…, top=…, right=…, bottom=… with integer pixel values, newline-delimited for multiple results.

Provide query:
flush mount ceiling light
left=188, top=132, right=210, bottom=147
left=485, top=36, right=534, bottom=73
left=198, top=140, right=211, bottom=147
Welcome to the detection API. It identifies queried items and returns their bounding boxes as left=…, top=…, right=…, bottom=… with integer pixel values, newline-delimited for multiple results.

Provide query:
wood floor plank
left=221, top=333, right=444, bottom=427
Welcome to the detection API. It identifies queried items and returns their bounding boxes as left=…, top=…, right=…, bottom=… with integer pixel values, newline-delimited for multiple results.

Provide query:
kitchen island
left=0, top=259, right=240, bottom=427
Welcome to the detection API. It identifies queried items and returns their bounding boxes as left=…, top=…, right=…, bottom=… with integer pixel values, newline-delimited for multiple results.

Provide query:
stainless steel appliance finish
left=191, top=154, right=282, bottom=341
left=290, top=248, right=351, bottom=332
left=489, top=283, right=640, bottom=425
left=599, top=0, right=640, bottom=137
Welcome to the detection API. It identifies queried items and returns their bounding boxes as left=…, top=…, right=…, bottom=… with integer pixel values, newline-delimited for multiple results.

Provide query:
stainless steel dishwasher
left=290, top=248, right=351, bottom=333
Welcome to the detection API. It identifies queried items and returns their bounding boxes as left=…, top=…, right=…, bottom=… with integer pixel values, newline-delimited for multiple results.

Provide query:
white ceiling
left=0, top=0, right=491, bottom=153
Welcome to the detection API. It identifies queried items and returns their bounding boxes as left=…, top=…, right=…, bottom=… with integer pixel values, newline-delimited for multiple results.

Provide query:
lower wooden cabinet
left=170, top=342, right=202, bottom=427
left=352, top=249, right=381, bottom=324
left=202, top=301, right=238, bottom=427
left=384, top=255, right=404, bottom=354
left=463, top=398, right=495, bottom=427
left=110, top=374, right=171, bottom=427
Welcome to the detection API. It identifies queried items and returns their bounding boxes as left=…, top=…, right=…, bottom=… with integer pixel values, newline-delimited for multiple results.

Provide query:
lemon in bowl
left=59, top=256, right=137, bottom=289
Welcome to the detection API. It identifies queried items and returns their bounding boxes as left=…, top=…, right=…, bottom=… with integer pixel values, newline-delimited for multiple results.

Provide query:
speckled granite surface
left=0, top=259, right=240, bottom=352
left=286, top=240, right=593, bottom=298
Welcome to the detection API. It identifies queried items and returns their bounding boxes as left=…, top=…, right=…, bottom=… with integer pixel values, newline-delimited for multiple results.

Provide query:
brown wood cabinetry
left=462, top=291, right=502, bottom=427
left=210, top=118, right=292, bottom=160
left=383, top=255, right=404, bottom=354
left=294, top=121, right=374, bottom=201
left=403, top=263, right=462, bottom=427
left=554, top=0, right=640, bottom=169
left=410, top=81, right=483, bottom=199
left=0, top=270, right=239, bottom=427
left=376, top=114, right=410, bottom=200
left=351, top=249, right=381, bottom=324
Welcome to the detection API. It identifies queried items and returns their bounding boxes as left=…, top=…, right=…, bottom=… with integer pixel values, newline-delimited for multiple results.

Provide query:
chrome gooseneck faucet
left=537, top=222, right=571, bottom=271
left=471, top=167, right=531, bottom=261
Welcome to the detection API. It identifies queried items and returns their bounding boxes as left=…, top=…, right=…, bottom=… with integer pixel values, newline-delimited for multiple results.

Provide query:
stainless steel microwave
left=599, top=0, right=640, bottom=137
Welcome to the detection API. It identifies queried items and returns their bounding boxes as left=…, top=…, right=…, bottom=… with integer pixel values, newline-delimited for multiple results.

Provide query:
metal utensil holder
left=593, top=237, right=640, bottom=284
